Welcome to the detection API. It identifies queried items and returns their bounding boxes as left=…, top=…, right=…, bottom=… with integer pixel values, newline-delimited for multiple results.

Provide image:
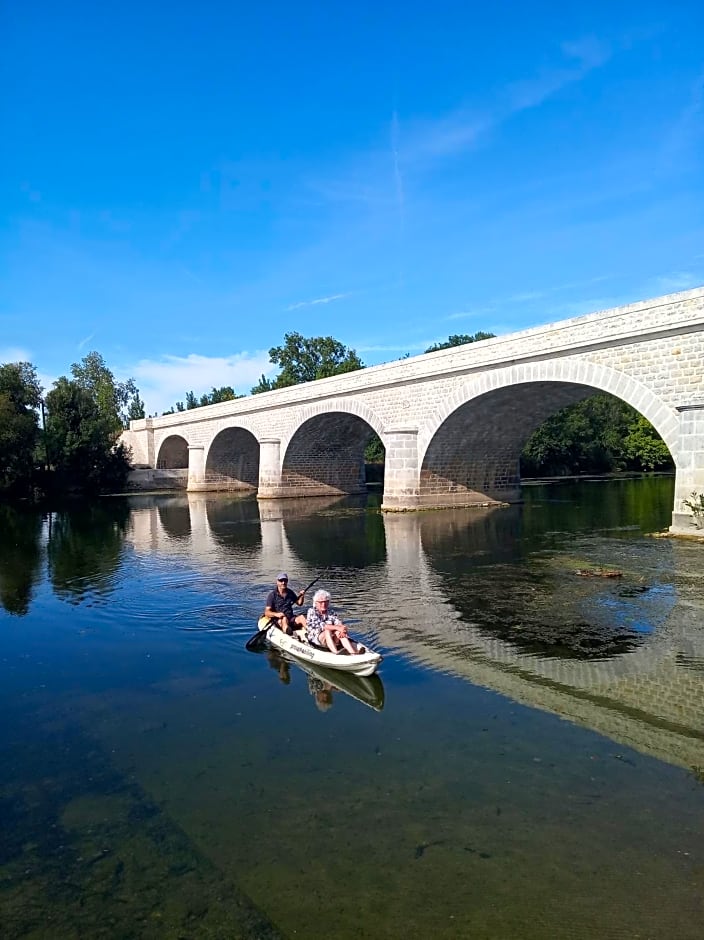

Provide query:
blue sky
left=2, top=1, right=703, bottom=415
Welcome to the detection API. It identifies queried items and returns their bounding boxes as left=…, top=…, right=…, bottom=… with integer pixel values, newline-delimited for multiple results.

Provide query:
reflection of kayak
left=259, top=617, right=383, bottom=677
left=294, top=657, right=385, bottom=712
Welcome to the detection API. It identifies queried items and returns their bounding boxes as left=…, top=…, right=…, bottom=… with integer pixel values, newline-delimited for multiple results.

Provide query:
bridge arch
left=156, top=434, right=189, bottom=469
left=204, top=426, right=260, bottom=491
left=416, top=361, right=679, bottom=508
left=279, top=399, right=385, bottom=498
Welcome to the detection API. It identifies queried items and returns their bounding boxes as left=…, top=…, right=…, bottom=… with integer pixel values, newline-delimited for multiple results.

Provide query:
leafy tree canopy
left=252, top=332, right=364, bottom=394
left=45, top=369, right=132, bottom=494
left=0, top=362, right=43, bottom=494
left=520, top=394, right=673, bottom=477
left=162, top=386, right=243, bottom=415
left=71, top=351, right=142, bottom=431
left=425, top=332, right=495, bottom=353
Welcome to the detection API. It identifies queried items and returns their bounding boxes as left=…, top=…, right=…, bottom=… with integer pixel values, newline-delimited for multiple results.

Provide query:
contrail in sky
left=391, top=109, right=405, bottom=229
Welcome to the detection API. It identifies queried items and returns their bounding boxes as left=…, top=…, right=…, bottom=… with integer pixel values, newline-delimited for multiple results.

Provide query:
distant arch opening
left=421, top=382, right=599, bottom=507
left=421, top=382, right=674, bottom=508
left=206, top=428, right=260, bottom=491
left=157, top=435, right=188, bottom=469
left=282, top=413, right=378, bottom=497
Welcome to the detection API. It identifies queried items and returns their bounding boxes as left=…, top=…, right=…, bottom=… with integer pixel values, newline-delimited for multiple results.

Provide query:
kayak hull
left=261, top=619, right=382, bottom=677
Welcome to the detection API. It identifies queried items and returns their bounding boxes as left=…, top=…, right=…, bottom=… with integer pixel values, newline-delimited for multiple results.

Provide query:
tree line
left=1, top=331, right=672, bottom=501
left=1, top=352, right=144, bottom=498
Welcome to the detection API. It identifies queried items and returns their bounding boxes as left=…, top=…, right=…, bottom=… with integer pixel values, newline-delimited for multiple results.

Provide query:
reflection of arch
left=281, top=405, right=383, bottom=496
left=205, top=427, right=260, bottom=490
left=417, top=363, right=678, bottom=505
left=157, top=435, right=189, bottom=469
left=283, top=495, right=387, bottom=569
left=157, top=499, right=192, bottom=542
left=205, top=496, right=262, bottom=555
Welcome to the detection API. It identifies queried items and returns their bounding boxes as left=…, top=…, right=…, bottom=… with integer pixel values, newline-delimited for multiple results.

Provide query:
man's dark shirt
left=265, top=586, right=299, bottom=620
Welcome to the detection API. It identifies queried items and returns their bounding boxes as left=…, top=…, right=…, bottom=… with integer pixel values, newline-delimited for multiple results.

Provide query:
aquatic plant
left=683, top=491, right=704, bottom=527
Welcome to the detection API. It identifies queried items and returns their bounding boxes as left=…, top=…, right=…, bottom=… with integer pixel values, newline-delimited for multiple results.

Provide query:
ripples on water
left=0, top=479, right=703, bottom=939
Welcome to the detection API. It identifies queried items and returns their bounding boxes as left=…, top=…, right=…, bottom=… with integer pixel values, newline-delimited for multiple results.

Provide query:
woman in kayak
left=305, top=589, right=365, bottom=656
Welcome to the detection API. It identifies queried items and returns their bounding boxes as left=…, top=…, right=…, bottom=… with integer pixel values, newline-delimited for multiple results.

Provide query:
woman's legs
left=339, top=635, right=357, bottom=655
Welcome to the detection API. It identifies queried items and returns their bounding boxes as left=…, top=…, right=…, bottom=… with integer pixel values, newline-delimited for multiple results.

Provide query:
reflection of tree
left=0, top=504, right=43, bottom=615
left=522, top=477, right=674, bottom=536
left=47, top=501, right=130, bottom=603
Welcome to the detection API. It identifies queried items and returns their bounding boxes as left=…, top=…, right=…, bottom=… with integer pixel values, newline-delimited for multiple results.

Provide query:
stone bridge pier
left=671, top=404, right=704, bottom=531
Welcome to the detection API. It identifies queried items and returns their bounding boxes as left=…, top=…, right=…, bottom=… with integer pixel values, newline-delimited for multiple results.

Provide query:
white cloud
left=653, top=271, right=702, bottom=292
left=0, top=347, right=56, bottom=396
left=659, top=69, right=704, bottom=170
left=0, top=345, right=34, bottom=364
left=444, top=306, right=495, bottom=322
left=129, top=351, right=273, bottom=416
left=286, top=292, right=352, bottom=311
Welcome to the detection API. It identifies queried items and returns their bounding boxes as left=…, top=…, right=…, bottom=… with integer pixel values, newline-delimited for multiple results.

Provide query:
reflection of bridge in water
left=126, top=495, right=704, bottom=773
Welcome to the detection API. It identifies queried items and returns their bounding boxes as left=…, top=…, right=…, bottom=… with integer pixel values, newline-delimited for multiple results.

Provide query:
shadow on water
left=0, top=701, right=283, bottom=939
left=417, top=479, right=678, bottom=660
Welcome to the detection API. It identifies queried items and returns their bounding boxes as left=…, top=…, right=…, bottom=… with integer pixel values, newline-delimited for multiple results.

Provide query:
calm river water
left=1, top=476, right=703, bottom=939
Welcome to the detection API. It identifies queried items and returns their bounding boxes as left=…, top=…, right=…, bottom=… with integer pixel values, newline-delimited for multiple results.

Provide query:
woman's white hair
left=313, top=589, right=331, bottom=604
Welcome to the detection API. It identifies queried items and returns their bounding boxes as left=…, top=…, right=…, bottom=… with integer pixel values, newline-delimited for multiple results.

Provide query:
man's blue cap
left=277, top=572, right=288, bottom=581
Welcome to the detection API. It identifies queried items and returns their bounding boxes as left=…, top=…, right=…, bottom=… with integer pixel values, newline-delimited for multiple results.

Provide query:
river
left=0, top=476, right=702, bottom=939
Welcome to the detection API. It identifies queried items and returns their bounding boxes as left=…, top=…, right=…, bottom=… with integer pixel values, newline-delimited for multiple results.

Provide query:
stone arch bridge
left=122, top=287, right=704, bottom=534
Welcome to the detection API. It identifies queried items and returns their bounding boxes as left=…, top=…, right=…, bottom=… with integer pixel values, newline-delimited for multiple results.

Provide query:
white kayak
left=259, top=617, right=383, bottom=677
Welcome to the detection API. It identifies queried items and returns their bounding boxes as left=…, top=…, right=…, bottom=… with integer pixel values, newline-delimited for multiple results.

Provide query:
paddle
left=244, top=575, right=321, bottom=652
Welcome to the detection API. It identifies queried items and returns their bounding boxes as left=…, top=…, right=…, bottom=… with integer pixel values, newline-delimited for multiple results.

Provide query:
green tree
left=251, top=332, right=364, bottom=393
left=70, top=351, right=142, bottom=431
left=520, top=394, right=672, bottom=477
left=425, top=331, right=495, bottom=353
left=0, top=362, right=43, bottom=495
left=170, top=386, right=244, bottom=411
left=364, top=434, right=385, bottom=464
left=200, top=386, right=242, bottom=406
left=623, top=414, right=672, bottom=471
left=127, top=392, right=145, bottom=421
left=45, top=373, right=131, bottom=494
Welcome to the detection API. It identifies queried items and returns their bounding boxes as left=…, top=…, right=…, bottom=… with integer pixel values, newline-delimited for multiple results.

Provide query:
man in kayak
left=264, top=573, right=308, bottom=636
left=305, top=589, right=365, bottom=655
